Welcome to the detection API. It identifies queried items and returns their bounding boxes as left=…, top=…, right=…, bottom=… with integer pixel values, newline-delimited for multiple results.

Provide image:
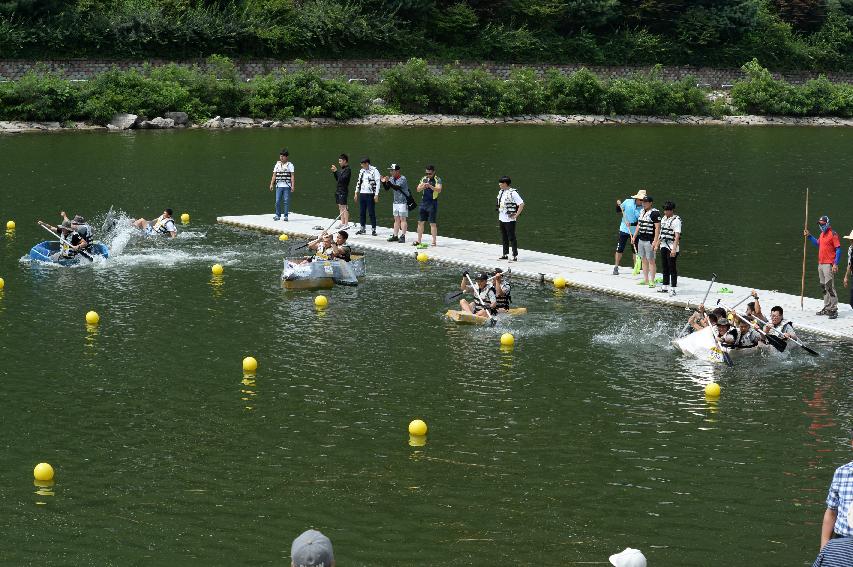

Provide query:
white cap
left=609, top=547, right=647, bottom=567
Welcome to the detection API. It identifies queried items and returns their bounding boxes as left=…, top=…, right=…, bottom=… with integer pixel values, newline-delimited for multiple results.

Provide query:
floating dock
left=218, top=212, right=852, bottom=342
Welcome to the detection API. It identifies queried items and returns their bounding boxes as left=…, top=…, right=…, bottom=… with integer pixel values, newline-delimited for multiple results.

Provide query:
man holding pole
left=805, top=215, right=842, bottom=320
left=613, top=190, right=644, bottom=275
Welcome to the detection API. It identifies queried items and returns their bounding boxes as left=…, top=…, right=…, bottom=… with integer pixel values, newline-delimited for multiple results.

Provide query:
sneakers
left=612, top=267, right=619, bottom=275
left=670, top=288, right=677, bottom=296
left=828, top=310, right=838, bottom=320
left=498, top=255, right=508, bottom=260
left=283, top=216, right=289, bottom=221
left=657, top=287, right=668, bottom=293
left=816, top=308, right=828, bottom=316
left=371, top=230, right=377, bottom=236
left=648, top=282, right=656, bottom=289
left=273, top=216, right=280, bottom=221
left=355, top=228, right=366, bottom=235
left=387, top=235, right=399, bottom=242
left=398, top=235, right=406, bottom=243
left=512, top=256, right=517, bottom=262
left=411, top=241, right=420, bottom=246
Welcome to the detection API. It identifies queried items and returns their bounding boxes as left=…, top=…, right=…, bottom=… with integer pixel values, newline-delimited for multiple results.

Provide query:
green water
left=0, top=126, right=852, bottom=566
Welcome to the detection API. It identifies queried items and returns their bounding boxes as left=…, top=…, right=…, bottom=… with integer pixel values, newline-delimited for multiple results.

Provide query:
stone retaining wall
left=2, top=59, right=853, bottom=87
left=3, top=113, right=853, bottom=134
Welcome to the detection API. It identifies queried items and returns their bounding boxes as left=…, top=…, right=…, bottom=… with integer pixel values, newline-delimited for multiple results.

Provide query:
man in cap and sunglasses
left=458, top=271, right=499, bottom=318
left=805, top=215, right=842, bottom=319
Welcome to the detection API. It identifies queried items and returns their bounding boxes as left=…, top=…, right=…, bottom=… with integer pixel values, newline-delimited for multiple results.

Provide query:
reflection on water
left=241, top=373, right=257, bottom=411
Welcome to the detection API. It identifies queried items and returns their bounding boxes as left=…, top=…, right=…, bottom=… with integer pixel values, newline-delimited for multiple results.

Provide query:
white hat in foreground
left=843, top=229, right=853, bottom=240
left=609, top=547, right=647, bottom=567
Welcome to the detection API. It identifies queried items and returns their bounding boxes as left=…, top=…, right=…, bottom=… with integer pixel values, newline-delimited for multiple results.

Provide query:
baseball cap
left=360, top=156, right=370, bottom=164
left=609, top=547, right=647, bottom=567
left=291, top=529, right=334, bottom=567
left=642, top=195, right=653, bottom=203
left=280, top=148, right=289, bottom=156
left=389, top=163, right=401, bottom=170
left=475, top=272, right=488, bottom=281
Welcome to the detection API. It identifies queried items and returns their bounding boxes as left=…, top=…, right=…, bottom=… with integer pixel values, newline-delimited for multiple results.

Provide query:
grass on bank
left=2, top=57, right=853, bottom=124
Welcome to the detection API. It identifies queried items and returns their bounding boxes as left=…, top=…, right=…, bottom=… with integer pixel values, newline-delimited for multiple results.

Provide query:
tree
left=773, top=0, right=828, bottom=32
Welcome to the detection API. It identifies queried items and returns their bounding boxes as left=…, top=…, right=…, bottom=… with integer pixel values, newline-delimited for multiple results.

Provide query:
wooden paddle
left=762, top=324, right=820, bottom=357
left=294, top=213, right=343, bottom=251
left=801, top=188, right=809, bottom=309
left=38, top=221, right=94, bottom=262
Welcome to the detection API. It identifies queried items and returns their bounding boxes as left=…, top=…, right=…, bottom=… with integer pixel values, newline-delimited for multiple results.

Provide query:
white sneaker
left=670, top=288, right=677, bottom=296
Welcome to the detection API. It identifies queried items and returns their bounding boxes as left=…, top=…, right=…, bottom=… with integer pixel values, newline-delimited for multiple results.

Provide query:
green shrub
left=246, top=65, right=368, bottom=119
left=378, top=58, right=442, bottom=114
left=0, top=68, right=79, bottom=121
left=498, top=69, right=546, bottom=115
left=79, top=68, right=194, bottom=124
left=545, top=68, right=606, bottom=114
left=602, top=69, right=707, bottom=116
left=434, top=67, right=501, bottom=116
left=731, top=58, right=795, bottom=114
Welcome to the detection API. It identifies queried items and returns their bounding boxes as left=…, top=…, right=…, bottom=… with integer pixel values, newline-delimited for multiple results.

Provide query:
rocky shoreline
left=3, top=112, right=853, bottom=133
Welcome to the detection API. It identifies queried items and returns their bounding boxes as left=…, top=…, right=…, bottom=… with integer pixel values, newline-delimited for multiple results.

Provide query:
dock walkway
left=218, top=212, right=852, bottom=342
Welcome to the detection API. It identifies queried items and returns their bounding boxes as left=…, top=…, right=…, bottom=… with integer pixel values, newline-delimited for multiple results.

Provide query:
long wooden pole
left=801, top=187, right=809, bottom=309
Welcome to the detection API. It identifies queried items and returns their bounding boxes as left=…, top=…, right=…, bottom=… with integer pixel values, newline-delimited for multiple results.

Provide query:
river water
left=1, top=126, right=852, bottom=566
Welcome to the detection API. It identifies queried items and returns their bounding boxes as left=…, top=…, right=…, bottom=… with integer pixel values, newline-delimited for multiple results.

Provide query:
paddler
left=492, top=268, right=512, bottom=313
left=459, top=271, right=498, bottom=318
left=745, top=289, right=767, bottom=323
left=714, top=317, right=740, bottom=347
left=613, top=189, right=644, bottom=275
left=687, top=304, right=725, bottom=332
left=133, top=209, right=177, bottom=237
left=303, top=230, right=351, bottom=263
left=38, top=215, right=79, bottom=260
left=763, top=306, right=798, bottom=340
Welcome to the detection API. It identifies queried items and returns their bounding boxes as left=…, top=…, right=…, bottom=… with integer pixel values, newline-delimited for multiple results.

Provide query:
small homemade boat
left=28, top=241, right=110, bottom=266
left=674, top=325, right=769, bottom=364
left=281, top=255, right=366, bottom=290
left=445, top=307, right=528, bottom=325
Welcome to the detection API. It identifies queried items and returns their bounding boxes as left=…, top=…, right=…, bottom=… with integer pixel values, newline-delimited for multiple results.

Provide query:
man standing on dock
left=632, top=195, right=661, bottom=288
left=496, top=176, right=524, bottom=261
left=330, top=153, right=351, bottom=229
left=381, top=163, right=412, bottom=243
left=805, top=215, right=841, bottom=320
left=354, top=157, right=381, bottom=236
left=613, top=189, right=644, bottom=275
left=413, top=165, right=442, bottom=247
left=269, top=149, right=295, bottom=221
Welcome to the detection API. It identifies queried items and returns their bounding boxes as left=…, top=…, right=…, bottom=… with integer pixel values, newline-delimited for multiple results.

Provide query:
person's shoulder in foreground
left=813, top=537, right=853, bottom=567
left=291, top=529, right=334, bottom=567
left=610, top=547, right=646, bottom=567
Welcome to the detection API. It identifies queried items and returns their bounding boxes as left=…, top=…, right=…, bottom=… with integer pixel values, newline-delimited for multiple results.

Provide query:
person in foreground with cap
left=496, top=175, right=524, bottom=262
left=413, top=164, right=442, bottom=248
left=843, top=228, right=853, bottom=310
left=381, top=163, right=412, bottom=243
left=291, top=529, right=335, bottom=567
left=613, top=189, right=644, bottom=275
left=805, top=215, right=842, bottom=319
left=816, top=431, right=853, bottom=565
left=631, top=194, right=661, bottom=288
left=269, top=148, right=295, bottom=221
left=609, top=547, right=647, bottom=567
left=354, top=157, right=381, bottom=236
left=458, top=271, right=499, bottom=318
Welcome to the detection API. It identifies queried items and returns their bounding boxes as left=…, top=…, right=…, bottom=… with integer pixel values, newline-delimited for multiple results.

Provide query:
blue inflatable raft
left=28, top=241, right=110, bottom=265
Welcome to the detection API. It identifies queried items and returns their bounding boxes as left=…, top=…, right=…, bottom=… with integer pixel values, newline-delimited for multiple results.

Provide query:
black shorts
left=335, top=191, right=347, bottom=206
left=419, top=201, right=438, bottom=223
left=616, top=231, right=631, bottom=253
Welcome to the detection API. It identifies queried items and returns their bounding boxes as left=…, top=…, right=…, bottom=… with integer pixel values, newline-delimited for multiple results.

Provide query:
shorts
left=616, top=231, right=631, bottom=253
left=392, top=203, right=408, bottom=218
left=419, top=201, right=438, bottom=223
left=637, top=239, right=655, bottom=259
left=335, top=191, right=347, bottom=206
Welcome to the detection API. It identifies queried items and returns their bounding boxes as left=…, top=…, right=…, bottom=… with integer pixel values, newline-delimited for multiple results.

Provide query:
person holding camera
left=496, top=176, right=524, bottom=262
left=381, top=163, right=412, bottom=243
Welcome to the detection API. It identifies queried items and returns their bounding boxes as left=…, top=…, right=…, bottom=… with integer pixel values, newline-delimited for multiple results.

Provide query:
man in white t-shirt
left=658, top=200, right=682, bottom=295
left=496, top=176, right=524, bottom=262
left=268, top=149, right=295, bottom=221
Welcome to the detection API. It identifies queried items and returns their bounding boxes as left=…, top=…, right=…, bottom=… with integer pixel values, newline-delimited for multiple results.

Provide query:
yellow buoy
left=408, top=419, right=428, bottom=436
left=180, top=213, right=190, bottom=224
left=211, top=263, right=224, bottom=275
left=705, top=382, right=721, bottom=398
left=0, top=277, right=5, bottom=290
left=553, top=276, right=567, bottom=289
left=85, top=310, right=100, bottom=325
left=279, top=233, right=289, bottom=241
left=242, top=356, right=258, bottom=373
left=408, top=435, right=427, bottom=447
left=500, top=333, right=515, bottom=347
left=416, top=252, right=428, bottom=263
left=314, top=295, right=328, bottom=308
left=6, top=220, right=15, bottom=230
left=33, top=462, right=54, bottom=481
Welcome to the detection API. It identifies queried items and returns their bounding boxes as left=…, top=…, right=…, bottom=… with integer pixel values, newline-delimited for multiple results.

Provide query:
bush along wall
left=1, top=57, right=852, bottom=125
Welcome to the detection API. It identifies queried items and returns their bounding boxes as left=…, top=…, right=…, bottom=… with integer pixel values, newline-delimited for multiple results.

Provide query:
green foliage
left=545, top=68, right=606, bottom=114
left=0, top=68, right=79, bottom=121
left=377, top=58, right=440, bottom=114
left=499, top=69, right=546, bottom=115
left=246, top=65, right=368, bottom=119
left=603, top=69, right=707, bottom=115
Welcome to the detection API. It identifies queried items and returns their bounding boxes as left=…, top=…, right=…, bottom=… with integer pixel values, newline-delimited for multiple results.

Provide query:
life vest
left=330, top=245, right=352, bottom=262
left=472, top=285, right=497, bottom=314
left=275, top=162, right=293, bottom=186
left=772, top=318, right=794, bottom=335
left=496, top=189, right=519, bottom=215
left=660, top=215, right=681, bottom=248
left=637, top=208, right=660, bottom=240
left=495, top=282, right=511, bottom=310
left=152, top=216, right=172, bottom=235
left=734, top=328, right=760, bottom=349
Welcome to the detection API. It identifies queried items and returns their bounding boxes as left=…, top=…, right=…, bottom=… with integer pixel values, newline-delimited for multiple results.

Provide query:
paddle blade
left=796, top=341, right=820, bottom=356
left=722, top=351, right=734, bottom=367
left=765, top=333, right=787, bottom=352
left=444, top=290, right=464, bottom=304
